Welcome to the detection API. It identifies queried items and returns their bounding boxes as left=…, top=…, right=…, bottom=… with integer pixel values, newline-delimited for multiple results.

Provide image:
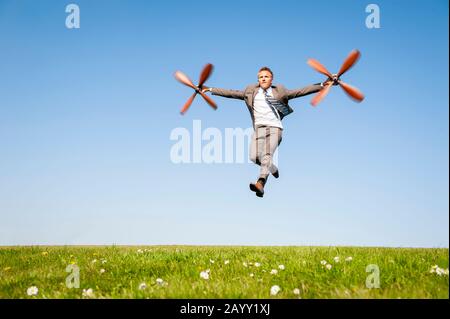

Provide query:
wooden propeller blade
left=199, top=91, right=217, bottom=110
left=338, top=81, right=364, bottom=102
left=198, top=63, right=213, bottom=88
left=337, top=50, right=360, bottom=77
left=307, top=58, right=332, bottom=78
left=311, top=82, right=333, bottom=106
left=174, top=71, right=197, bottom=90
left=180, top=92, right=197, bottom=115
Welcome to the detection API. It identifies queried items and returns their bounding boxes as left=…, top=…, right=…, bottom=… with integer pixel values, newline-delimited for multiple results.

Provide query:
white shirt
left=253, top=87, right=283, bottom=129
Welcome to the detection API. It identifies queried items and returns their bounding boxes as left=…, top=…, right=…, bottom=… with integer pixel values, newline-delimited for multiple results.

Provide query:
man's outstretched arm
left=286, top=77, right=337, bottom=100
left=286, top=83, right=323, bottom=99
left=203, top=86, right=245, bottom=100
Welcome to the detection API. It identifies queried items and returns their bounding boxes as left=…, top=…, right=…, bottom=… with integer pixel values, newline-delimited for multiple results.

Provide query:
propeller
left=307, top=49, right=365, bottom=106
left=174, top=63, right=217, bottom=115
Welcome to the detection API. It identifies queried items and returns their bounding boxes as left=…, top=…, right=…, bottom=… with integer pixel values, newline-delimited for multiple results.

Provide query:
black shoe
left=249, top=178, right=265, bottom=197
left=272, top=170, right=279, bottom=179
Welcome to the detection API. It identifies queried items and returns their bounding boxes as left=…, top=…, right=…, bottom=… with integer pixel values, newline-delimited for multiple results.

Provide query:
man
left=202, top=67, right=332, bottom=198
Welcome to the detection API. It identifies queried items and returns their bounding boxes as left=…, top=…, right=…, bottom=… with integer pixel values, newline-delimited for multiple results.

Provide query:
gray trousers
left=249, top=125, right=283, bottom=180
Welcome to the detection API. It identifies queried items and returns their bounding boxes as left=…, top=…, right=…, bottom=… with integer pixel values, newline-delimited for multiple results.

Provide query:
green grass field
left=0, top=246, right=448, bottom=299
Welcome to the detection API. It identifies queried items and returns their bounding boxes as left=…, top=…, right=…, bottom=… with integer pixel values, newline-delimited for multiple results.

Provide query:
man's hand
left=321, top=79, right=330, bottom=87
left=201, top=86, right=212, bottom=93
left=322, top=74, right=339, bottom=87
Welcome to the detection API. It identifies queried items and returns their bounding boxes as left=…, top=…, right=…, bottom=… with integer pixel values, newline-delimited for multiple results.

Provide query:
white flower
left=326, top=264, right=332, bottom=270
left=254, top=262, right=261, bottom=267
left=137, top=249, right=143, bottom=254
left=99, top=268, right=106, bottom=274
left=270, top=285, right=281, bottom=296
left=270, top=269, right=278, bottom=275
left=243, top=262, right=248, bottom=267
left=209, top=259, right=215, bottom=264
left=27, top=286, right=38, bottom=296
left=320, top=260, right=327, bottom=265
left=156, top=278, right=164, bottom=285
left=293, top=288, right=301, bottom=295
left=345, top=256, right=353, bottom=262
left=138, top=282, right=147, bottom=290
left=101, top=259, right=107, bottom=264
left=431, top=266, right=449, bottom=276
left=430, top=265, right=448, bottom=276
left=333, top=256, right=340, bottom=263
left=82, top=288, right=94, bottom=298
left=224, top=260, right=230, bottom=265
left=91, top=259, right=97, bottom=264
left=249, top=273, right=254, bottom=277
left=200, top=270, right=210, bottom=280
left=278, top=264, right=285, bottom=270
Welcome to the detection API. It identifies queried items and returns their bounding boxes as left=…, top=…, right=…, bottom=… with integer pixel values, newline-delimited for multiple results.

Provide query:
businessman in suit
left=203, top=67, right=332, bottom=197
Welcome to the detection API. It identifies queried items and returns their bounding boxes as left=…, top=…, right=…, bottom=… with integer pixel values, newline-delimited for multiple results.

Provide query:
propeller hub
left=332, top=75, right=339, bottom=85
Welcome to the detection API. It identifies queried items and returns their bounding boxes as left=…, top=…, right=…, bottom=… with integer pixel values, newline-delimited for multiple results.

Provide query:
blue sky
left=0, top=0, right=448, bottom=247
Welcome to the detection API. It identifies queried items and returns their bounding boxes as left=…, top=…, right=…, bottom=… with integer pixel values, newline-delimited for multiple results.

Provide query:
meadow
left=0, top=246, right=448, bottom=299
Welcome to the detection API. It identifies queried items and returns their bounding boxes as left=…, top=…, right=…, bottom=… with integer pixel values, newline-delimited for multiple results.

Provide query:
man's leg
left=249, top=126, right=266, bottom=197
left=249, top=127, right=261, bottom=166
left=259, top=126, right=282, bottom=181
left=250, top=126, right=281, bottom=175
left=249, top=126, right=282, bottom=197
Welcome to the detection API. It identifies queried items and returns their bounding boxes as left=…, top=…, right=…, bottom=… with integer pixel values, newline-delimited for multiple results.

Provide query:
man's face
left=258, top=70, right=273, bottom=90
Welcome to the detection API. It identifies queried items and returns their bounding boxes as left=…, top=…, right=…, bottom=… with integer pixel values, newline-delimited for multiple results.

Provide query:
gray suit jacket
left=211, top=83, right=322, bottom=128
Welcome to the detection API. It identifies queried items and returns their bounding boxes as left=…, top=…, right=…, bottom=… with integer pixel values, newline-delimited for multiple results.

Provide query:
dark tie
left=263, top=90, right=281, bottom=120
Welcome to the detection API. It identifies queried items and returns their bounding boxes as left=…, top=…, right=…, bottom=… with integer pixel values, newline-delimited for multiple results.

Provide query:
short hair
left=258, top=66, right=273, bottom=77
